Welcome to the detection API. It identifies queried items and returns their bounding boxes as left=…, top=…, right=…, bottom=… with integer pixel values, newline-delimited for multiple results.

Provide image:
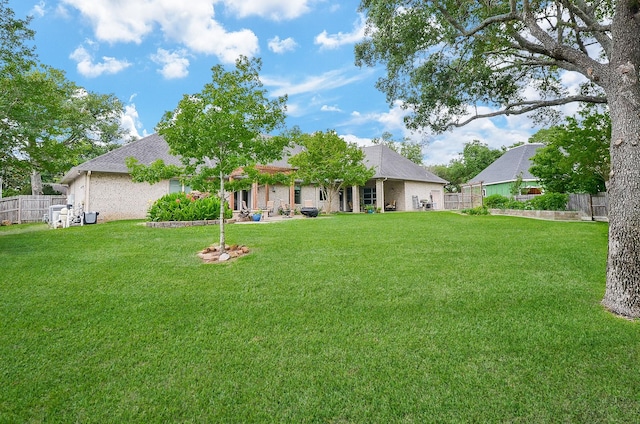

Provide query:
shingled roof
left=362, top=144, right=447, bottom=183
left=62, top=133, right=447, bottom=185
left=466, top=143, right=544, bottom=185
left=61, top=133, right=186, bottom=183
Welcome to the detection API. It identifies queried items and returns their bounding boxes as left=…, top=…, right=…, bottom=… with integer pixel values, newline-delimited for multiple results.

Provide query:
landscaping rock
left=197, top=243, right=250, bottom=263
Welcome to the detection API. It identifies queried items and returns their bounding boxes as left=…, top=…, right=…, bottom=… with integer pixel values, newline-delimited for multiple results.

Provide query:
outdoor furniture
left=238, top=201, right=251, bottom=219
left=300, top=207, right=319, bottom=218
left=279, top=200, right=291, bottom=216
left=385, top=200, right=396, bottom=211
left=58, top=207, right=70, bottom=228
left=266, top=200, right=274, bottom=216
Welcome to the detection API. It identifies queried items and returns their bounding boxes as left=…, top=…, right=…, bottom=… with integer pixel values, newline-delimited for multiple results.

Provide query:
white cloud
left=30, top=1, right=46, bottom=17
left=262, top=67, right=374, bottom=97
left=221, top=0, right=312, bottom=20
left=344, top=101, right=538, bottom=166
left=268, top=36, right=298, bottom=54
left=425, top=114, right=537, bottom=165
left=120, top=103, right=145, bottom=139
left=340, top=133, right=373, bottom=148
left=61, top=0, right=259, bottom=63
left=314, top=14, right=366, bottom=50
left=321, top=105, right=342, bottom=112
left=285, top=102, right=303, bottom=117
left=151, top=48, right=190, bottom=79
left=69, top=45, right=131, bottom=78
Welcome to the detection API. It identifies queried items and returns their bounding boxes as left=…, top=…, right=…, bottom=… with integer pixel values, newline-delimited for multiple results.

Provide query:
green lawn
left=1, top=212, right=637, bottom=422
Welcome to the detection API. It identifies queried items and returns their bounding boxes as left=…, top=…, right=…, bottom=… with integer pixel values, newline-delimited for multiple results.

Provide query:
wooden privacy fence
left=568, top=192, right=608, bottom=221
left=0, top=195, right=67, bottom=224
left=443, top=193, right=483, bottom=210
left=444, top=191, right=609, bottom=221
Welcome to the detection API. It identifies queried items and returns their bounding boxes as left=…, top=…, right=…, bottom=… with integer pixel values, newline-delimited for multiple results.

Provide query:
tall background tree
left=132, top=56, right=289, bottom=252
left=288, top=130, right=375, bottom=213
left=356, top=0, right=640, bottom=318
left=371, top=131, right=425, bottom=164
left=428, top=140, right=505, bottom=192
left=529, top=107, right=611, bottom=194
left=0, top=1, right=128, bottom=196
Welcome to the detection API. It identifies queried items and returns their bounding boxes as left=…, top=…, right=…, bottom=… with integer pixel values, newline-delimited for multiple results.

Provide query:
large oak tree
left=0, top=1, right=128, bottom=195
left=356, top=0, right=640, bottom=317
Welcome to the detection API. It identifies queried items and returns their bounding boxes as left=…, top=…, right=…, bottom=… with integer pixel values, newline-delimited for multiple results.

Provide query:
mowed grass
left=1, top=212, right=637, bottom=422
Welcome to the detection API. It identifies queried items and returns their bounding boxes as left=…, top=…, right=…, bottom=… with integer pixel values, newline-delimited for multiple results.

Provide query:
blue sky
left=9, top=0, right=549, bottom=165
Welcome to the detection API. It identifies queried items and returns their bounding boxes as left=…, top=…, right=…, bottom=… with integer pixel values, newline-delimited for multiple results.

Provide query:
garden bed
left=489, top=208, right=584, bottom=221
left=145, top=218, right=236, bottom=228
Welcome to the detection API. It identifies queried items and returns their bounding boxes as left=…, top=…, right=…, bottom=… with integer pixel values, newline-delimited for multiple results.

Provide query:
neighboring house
left=360, top=144, right=447, bottom=212
left=463, top=143, right=544, bottom=197
left=61, top=133, right=447, bottom=221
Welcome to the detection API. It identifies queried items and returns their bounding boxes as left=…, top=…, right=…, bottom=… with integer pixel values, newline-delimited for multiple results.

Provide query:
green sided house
left=61, top=133, right=447, bottom=221
left=463, top=143, right=544, bottom=197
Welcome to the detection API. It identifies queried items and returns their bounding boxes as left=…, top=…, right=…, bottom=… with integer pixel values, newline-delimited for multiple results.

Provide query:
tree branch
left=563, top=0, right=613, bottom=55
left=518, top=3, right=607, bottom=83
left=450, top=95, right=607, bottom=128
left=433, top=0, right=519, bottom=38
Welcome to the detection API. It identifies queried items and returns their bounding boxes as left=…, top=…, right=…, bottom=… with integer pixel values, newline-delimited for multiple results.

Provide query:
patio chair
left=57, top=207, right=70, bottom=228
left=279, top=199, right=291, bottom=216
left=385, top=200, right=397, bottom=211
left=266, top=200, right=274, bottom=217
left=238, top=201, right=251, bottom=219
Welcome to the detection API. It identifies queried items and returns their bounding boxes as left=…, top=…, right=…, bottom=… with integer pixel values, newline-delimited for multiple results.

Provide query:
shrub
left=461, top=206, right=489, bottom=215
left=147, top=192, right=233, bottom=222
left=484, top=194, right=525, bottom=209
left=526, top=192, right=568, bottom=211
left=484, top=194, right=510, bottom=209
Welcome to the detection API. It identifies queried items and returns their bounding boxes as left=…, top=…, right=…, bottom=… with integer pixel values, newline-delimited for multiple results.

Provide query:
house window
left=319, top=189, right=327, bottom=201
left=362, top=187, right=376, bottom=206
left=169, top=179, right=191, bottom=193
left=294, top=185, right=301, bottom=204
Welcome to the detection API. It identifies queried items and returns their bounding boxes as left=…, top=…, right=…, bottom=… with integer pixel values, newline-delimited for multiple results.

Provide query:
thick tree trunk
left=604, top=96, right=640, bottom=317
left=30, top=171, right=43, bottom=195
left=602, top=2, right=640, bottom=318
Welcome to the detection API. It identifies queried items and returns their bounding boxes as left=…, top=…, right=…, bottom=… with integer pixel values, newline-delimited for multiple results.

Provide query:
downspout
left=85, top=171, right=91, bottom=212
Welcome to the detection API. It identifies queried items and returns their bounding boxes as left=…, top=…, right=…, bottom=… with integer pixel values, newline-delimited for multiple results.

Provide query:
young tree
left=0, top=1, right=128, bottom=194
left=288, top=130, right=375, bottom=213
left=356, top=1, right=640, bottom=318
left=529, top=108, right=611, bottom=194
left=152, top=56, right=288, bottom=252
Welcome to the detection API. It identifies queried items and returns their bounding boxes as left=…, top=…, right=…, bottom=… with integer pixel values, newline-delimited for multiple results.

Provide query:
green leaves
left=126, top=158, right=183, bottom=185
left=155, top=56, right=289, bottom=186
left=288, top=130, right=375, bottom=212
left=529, top=108, right=610, bottom=194
left=152, top=55, right=290, bottom=246
left=0, top=1, right=128, bottom=193
left=429, top=140, right=505, bottom=192
left=146, top=192, right=232, bottom=222
left=355, top=0, right=610, bottom=132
